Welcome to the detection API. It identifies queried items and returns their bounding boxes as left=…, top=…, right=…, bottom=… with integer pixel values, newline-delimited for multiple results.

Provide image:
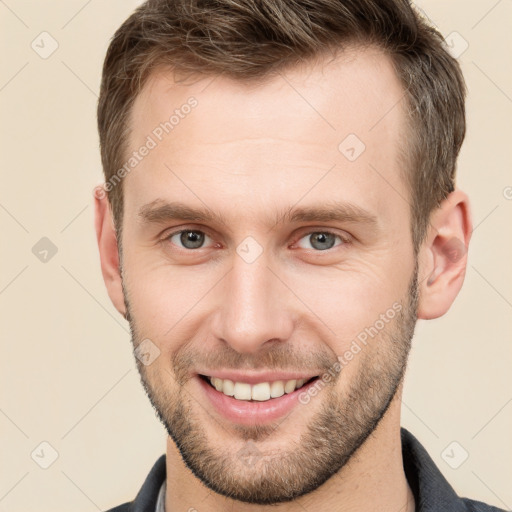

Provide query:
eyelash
left=160, top=227, right=351, bottom=252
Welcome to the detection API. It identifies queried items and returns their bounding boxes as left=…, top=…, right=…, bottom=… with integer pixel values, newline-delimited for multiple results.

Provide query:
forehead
left=132, top=45, right=405, bottom=140
left=123, top=45, right=410, bottom=229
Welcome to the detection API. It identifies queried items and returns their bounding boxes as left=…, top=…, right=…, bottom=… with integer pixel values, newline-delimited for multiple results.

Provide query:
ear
left=93, top=186, right=127, bottom=318
left=417, top=189, right=473, bottom=320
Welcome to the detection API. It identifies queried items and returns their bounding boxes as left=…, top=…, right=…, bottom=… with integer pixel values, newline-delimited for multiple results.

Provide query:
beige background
left=1, top=1, right=511, bottom=510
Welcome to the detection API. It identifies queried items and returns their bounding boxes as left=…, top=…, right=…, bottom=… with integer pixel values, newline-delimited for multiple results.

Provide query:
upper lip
left=198, top=370, right=320, bottom=385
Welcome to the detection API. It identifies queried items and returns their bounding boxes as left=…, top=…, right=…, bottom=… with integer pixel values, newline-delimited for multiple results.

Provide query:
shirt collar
left=155, top=479, right=166, bottom=512
left=401, top=427, right=467, bottom=511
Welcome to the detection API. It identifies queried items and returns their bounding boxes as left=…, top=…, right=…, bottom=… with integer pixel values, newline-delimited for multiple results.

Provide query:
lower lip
left=197, top=375, right=320, bottom=425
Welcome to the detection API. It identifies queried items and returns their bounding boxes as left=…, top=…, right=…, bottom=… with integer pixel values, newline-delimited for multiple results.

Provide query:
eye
left=161, top=228, right=350, bottom=253
left=295, top=231, right=348, bottom=251
left=165, top=229, right=214, bottom=250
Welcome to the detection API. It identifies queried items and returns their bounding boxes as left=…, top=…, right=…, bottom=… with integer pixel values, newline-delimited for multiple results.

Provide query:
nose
left=211, top=248, right=296, bottom=354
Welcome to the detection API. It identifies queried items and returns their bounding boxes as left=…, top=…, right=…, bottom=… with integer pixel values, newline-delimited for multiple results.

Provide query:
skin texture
left=95, top=45, right=472, bottom=511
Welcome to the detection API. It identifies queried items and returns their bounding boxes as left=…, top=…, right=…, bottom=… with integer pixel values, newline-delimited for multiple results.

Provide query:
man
left=94, top=1, right=504, bottom=511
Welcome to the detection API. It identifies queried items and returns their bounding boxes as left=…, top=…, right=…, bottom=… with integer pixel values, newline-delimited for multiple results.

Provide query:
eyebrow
left=138, top=199, right=378, bottom=230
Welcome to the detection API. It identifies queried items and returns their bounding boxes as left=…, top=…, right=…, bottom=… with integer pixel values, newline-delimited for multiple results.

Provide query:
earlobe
left=93, top=186, right=127, bottom=318
left=417, top=189, right=473, bottom=320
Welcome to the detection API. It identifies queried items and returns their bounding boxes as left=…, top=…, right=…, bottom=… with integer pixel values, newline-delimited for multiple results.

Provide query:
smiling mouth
left=199, top=374, right=319, bottom=402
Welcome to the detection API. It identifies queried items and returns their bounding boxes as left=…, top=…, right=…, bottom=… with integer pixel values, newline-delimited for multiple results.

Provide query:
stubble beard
left=123, top=263, right=419, bottom=505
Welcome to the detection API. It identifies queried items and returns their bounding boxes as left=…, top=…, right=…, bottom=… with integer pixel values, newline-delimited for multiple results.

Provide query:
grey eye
left=297, top=232, right=342, bottom=251
left=170, top=230, right=210, bottom=249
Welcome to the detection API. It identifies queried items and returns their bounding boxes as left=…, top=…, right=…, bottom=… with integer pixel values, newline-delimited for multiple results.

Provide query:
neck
left=165, top=388, right=415, bottom=512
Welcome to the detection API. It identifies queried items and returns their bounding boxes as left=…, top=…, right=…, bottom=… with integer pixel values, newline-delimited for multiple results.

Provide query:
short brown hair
left=97, top=0, right=466, bottom=251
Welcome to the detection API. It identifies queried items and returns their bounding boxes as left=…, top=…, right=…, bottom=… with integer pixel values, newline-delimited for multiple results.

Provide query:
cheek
left=123, top=231, right=414, bottom=353
left=123, top=258, right=218, bottom=338
left=285, top=263, right=406, bottom=334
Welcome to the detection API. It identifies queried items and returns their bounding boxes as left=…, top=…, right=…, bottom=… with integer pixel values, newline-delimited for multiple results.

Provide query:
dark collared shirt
left=104, top=427, right=506, bottom=512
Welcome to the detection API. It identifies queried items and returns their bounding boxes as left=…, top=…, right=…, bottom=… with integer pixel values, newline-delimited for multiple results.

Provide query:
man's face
left=120, top=46, right=418, bottom=504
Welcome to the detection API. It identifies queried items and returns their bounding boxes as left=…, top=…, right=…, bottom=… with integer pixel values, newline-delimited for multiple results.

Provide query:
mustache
left=169, top=342, right=338, bottom=386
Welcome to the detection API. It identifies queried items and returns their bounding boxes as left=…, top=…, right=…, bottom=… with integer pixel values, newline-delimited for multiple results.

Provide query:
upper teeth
left=209, top=377, right=308, bottom=401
